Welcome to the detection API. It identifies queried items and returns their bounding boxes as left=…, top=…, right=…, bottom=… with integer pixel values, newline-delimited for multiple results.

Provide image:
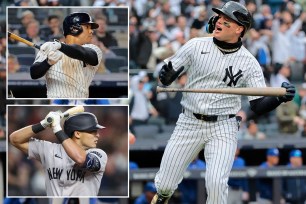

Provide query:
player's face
left=78, top=24, right=94, bottom=44
left=213, top=14, right=244, bottom=43
left=79, top=130, right=100, bottom=149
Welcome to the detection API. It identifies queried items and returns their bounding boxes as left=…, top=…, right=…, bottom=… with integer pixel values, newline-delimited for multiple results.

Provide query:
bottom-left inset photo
left=7, top=105, right=129, bottom=198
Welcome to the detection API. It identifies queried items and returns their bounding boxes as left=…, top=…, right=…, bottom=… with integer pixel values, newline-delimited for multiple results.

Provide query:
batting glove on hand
left=42, top=111, right=62, bottom=133
left=47, top=50, right=62, bottom=65
left=159, top=61, right=184, bottom=86
left=206, top=15, right=219, bottom=34
left=40, top=41, right=61, bottom=54
left=278, top=82, right=296, bottom=103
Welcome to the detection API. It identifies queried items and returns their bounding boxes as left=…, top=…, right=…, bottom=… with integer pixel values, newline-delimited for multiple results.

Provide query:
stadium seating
left=8, top=45, right=36, bottom=55
left=105, top=56, right=127, bottom=72
left=17, top=54, right=35, bottom=66
left=109, top=46, right=128, bottom=59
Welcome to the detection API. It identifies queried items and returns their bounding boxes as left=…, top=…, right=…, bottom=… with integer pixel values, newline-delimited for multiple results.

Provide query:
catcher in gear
left=9, top=111, right=107, bottom=196
left=153, top=1, right=296, bottom=203
left=30, top=12, right=103, bottom=98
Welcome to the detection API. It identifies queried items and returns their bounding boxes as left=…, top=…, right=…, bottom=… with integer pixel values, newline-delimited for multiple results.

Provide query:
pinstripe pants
left=155, top=112, right=238, bottom=204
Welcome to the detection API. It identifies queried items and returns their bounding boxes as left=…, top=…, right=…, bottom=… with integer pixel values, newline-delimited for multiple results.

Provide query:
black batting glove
left=206, top=15, right=219, bottom=34
left=278, top=82, right=296, bottom=103
left=159, top=61, right=184, bottom=86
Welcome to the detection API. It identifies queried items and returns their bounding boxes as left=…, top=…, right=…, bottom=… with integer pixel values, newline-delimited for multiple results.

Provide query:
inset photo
left=7, top=6, right=128, bottom=99
left=7, top=105, right=129, bottom=197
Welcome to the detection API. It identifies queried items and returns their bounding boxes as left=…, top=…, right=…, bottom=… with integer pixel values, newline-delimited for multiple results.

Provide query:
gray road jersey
left=28, top=138, right=107, bottom=196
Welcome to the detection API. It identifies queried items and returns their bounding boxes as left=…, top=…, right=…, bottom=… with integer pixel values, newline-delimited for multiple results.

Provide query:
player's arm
left=250, top=82, right=296, bottom=115
left=9, top=112, right=56, bottom=154
left=59, top=44, right=99, bottom=66
left=80, top=150, right=107, bottom=172
left=30, top=49, right=62, bottom=79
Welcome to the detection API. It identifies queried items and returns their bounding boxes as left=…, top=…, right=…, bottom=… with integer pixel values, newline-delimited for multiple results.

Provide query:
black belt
left=193, top=113, right=235, bottom=122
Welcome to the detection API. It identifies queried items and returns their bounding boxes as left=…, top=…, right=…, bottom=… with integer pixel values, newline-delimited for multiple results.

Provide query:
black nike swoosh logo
left=201, top=51, right=210, bottom=54
left=55, top=154, right=62, bottom=159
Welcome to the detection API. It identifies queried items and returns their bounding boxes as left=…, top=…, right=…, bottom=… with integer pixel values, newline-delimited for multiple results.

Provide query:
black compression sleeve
left=250, top=96, right=282, bottom=115
left=30, top=59, right=52, bottom=79
left=59, top=44, right=98, bottom=66
left=32, top=123, right=45, bottom=133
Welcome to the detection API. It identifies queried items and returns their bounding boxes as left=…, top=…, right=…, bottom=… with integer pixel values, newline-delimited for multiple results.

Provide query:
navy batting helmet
left=212, top=1, right=252, bottom=32
left=64, top=112, right=105, bottom=137
left=63, top=12, right=99, bottom=36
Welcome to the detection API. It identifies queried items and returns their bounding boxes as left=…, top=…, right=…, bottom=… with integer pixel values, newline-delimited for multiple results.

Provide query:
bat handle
left=34, top=44, right=40, bottom=50
left=46, top=117, right=53, bottom=123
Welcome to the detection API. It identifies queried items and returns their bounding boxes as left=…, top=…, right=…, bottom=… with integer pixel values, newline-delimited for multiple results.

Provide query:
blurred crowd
left=127, top=0, right=306, bottom=141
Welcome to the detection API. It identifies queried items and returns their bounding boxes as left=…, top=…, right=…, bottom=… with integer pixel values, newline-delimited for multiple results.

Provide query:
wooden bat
left=8, top=31, right=40, bottom=49
left=47, top=106, right=85, bottom=123
left=156, top=86, right=287, bottom=97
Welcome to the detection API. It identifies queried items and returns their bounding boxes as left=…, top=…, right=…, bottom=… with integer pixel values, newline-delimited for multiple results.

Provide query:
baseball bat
left=8, top=31, right=40, bottom=49
left=156, top=86, right=287, bottom=97
left=46, top=106, right=85, bottom=123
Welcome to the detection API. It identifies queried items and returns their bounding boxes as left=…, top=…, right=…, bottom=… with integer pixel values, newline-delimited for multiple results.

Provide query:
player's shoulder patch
left=87, top=148, right=106, bottom=159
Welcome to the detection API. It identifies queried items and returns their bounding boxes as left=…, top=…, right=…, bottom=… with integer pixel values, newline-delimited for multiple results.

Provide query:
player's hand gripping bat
left=47, top=106, right=85, bottom=124
left=8, top=31, right=40, bottom=49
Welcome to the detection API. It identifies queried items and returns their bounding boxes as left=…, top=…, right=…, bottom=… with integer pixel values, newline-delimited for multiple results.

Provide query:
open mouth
left=216, top=25, right=222, bottom=32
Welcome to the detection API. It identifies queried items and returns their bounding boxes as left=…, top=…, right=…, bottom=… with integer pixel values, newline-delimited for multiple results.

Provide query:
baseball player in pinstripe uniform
left=151, top=1, right=296, bottom=204
left=9, top=111, right=107, bottom=196
left=30, top=12, right=102, bottom=98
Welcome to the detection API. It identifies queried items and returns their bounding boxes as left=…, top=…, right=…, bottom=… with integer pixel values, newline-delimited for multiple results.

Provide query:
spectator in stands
left=270, top=63, right=291, bottom=87
left=242, top=120, right=266, bottom=140
left=170, top=15, right=190, bottom=41
left=95, top=16, right=118, bottom=48
left=129, top=16, right=140, bottom=69
left=129, top=76, right=158, bottom=135
left=228, top=147, right=249, bottom=204
left=178, top=155, right=206, bottom=204
left=272, top=11, right=306, bottom=65
left=18, top=10, right=35, bottom=35
left=20, top=20, right=45, bottom=46
left=276, top=100, right=302, bottom=134
left=257, top=148, right=280, bottom=203
left=282, top=149, right=306, bottom=203
left=136, top=26, right=159, bottom=70
left=46, top=15, right=63, bottom=41
left=7, top=54, right=21, bottom=73
left=134, top=182, right=157, bottom=204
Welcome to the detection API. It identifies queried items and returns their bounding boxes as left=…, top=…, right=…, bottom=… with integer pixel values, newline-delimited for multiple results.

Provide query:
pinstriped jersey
left=164, top=37, right=266, bottom=115
left=28, top=138, right=107, bottom=196
left=34, top=44, right=102, bottom=98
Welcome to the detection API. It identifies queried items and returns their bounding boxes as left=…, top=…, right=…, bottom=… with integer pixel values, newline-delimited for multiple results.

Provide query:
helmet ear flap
left=69, top=24, right=83, bottom=36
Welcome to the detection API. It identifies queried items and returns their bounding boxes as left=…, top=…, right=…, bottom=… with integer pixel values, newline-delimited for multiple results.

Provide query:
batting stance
left=152, top=1, right=296, bottom=204
left=9, top=111, right=107, bottom=196
left=30, top=12, right=102, bottom=98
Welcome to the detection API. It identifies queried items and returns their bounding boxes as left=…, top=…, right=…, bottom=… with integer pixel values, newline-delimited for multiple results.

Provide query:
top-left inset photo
left=7, top=6, right=128, bottom=99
